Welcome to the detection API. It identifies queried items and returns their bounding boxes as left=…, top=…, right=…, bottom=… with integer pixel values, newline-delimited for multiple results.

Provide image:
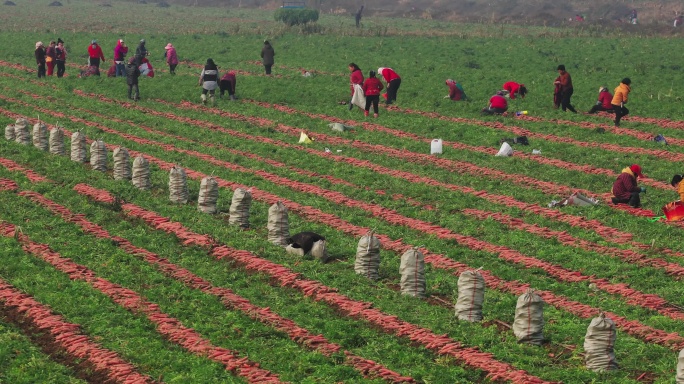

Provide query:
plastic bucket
left=431, top=139, right=442, bottom=154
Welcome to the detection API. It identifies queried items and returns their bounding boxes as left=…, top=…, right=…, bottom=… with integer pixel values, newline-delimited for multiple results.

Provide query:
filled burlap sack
left=455, top=269, right=485, bottom=322
left=228, top=188, right=251, bottom=228
left=169, top=165, right=189, bottom=204
left=512, top=289, right=544, bottom=345
left=131, top=155, right=151, bottom=190
left=49, top=126, right=65, bottom=155
left=584, top=313, right=618, bottom=372
left=399, top=247, right=425, bottom=298
left=267, top=201, right=289, bottom=246
left=90, top=140, right=108, bottom=172
left=70, top=130, right=87, bottom=163
left=112, top=147, right=131, bottom=180
left=32, top=121, right=48, bottom=151
left=4, top=124, right=14, bottom=141
left=14, top=118, right=30, bottom=145
left=197, top=176, right=219, bottom=214
left=354, top=230, right=381, bottom=280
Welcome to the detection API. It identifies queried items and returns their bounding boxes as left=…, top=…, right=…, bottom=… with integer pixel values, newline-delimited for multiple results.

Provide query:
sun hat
left=35, top=41, right=43, bottom=48
left=165, top=43, right=173, bottom=50
left=140, top=39, right=145, bottom=44
left=630, top=164, right=644, bottom=178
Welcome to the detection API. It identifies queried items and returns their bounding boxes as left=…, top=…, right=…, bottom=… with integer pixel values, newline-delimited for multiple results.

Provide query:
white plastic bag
left=351, top=84, right=366, bottom=109
left=495, top=142, right=513, bottom=157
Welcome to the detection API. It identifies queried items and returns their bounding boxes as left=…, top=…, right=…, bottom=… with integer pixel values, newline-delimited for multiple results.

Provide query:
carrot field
left=2, top=0, right=684, bottom=383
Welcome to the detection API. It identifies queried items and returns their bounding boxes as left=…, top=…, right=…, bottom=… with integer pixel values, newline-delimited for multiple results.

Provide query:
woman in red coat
left=348, top=63, right=364, bottom=110
left=482, top=91, right=508, bottom=115
left=377, top=67, right=401, bottom=105
left=587, top=86, right=614, bottom=114
left=362, top=70, right=383, bottom=118
left=502, top=81, right=527, bottom=99
left=87, top=40, right=106, bottom=73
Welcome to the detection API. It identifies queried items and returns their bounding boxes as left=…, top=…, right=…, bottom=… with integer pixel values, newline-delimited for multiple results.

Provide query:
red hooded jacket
left=503, top=81, right=523, bottom=99
left=378, top=67, right=400, bottom=83
left=350, top=69, right=364, bottom=95
left=88, top=44, right=105, bottom=61
left=598, top=90, right=613, bottom=109
left=362, top=77, right=383, bottom=96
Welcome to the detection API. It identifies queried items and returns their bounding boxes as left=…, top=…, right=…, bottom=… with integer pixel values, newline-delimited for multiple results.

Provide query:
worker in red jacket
left=377, top=67, right=401, bottom=105
left=502, top=81, right=527, bottom=99
left=362, top=70, right=383, bottom=118
left=587, top=86, right=614, bottom=114
left=611, top=164, right=645, bottom=208
left=87, top=40, right=106, bottom=72
left=482, top=91, right=508, bottom=115
left=348, top=63, right=364, bottom=110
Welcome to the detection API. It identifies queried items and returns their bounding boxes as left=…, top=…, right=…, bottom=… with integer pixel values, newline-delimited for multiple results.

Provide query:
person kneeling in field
left=502, top=81, right=527, bottom=99
left=445, top=79, right=467, bottom=101
left=481, top=91, right=508, bottom=115
left=125, top=57, right=141, bottom=101
left=671, top=175, right=684, bottom=201
left=587, top=86, right=614, bottom=114
left=611, top=164, right=645, bottom=208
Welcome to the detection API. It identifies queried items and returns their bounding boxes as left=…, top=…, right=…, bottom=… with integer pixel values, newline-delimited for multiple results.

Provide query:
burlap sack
left=584, top=313, right=618, bottom=372
left=228, top=188, right=251, bottom=228
left=512, top=289, right=544, bottom=345
left=455, top=269, right=485, bottom=322
left=14, top=118, right=30, bottom=145
left=310, top=240, right=329, bottom=262
left=169, top=165, right=189, bottom=204
left=197, top=176, right=219, bottom=214
left=355, top=230, right=381, bottom=280
left=399, top=248, right=425, bottom=298
left=5, top=124, right=15, bottom=141
left=49, top=126, right=65, bottom=155
left=132, top=156, right=151, bottom=190
left=677, top=349, right=684, bottom=383
left=112, top=147, right=131, bottom=180
left=267, top=201, right=289, bottom=246
left=90, top=140, right=108, bottom=172
left=32, top=122, right=48, bottom=151
left=70, top=131, right=87, bottom=163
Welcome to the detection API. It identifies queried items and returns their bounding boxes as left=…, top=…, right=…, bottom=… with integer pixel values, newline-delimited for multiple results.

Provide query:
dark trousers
left=89, top=57, right=100, bottom=70
left=128, top=83, right=139, bottom=100
left=219, top=80, right=235, bottom=96
left=588, top=105, right=614, bottom=114
left=115, top=62, right=126, bottom=77
left=169, top=63, right=177, bottom=74
left=264, top=64, right=272, bottom=75
left=56, top=61, right=65, bottom=77
left=37, top=63, right=46, bottom=78
left=612, top=104, right=629, bottom=126
left=386, top=78, right=401, bottom=104
left=560, top=88, right=577, bottom=112
left=365, top=95, right=379, bottom=114
left=612, top=191, right=640, bottom=208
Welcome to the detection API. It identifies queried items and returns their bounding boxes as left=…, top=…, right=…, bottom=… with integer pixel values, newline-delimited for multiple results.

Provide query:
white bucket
left=431, top=139, right=443, bottom=155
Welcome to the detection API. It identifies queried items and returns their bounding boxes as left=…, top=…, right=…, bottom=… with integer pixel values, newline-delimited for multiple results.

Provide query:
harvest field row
left=4, top=0, right=684, bottom=383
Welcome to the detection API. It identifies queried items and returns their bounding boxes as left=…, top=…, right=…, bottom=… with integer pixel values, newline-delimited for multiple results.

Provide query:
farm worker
left=139, top=57, right=154, bottom=77
left=502, top=81, right=527, bottom=99
left=611, top=164, right=645, bottom=208
left=377, top=67, right=401, bottom=105
left=199, top=58, right=219, bottom=105
left=35, top=41, right=46, bottom=78
left=219, top=70, right=237, bottom=100
left=355, top=5, right=364, bottom=28
left=45, top=41, right=56, bottom=76
left=611, top=78, right=631, bottom=127
left=87, top=40, right=105, bottom=72
left=348, top=63, right=364, bottom=110
left=587, top=86, right=614, bottom=114
left=481, top=91, right=508, bottom=115
left=675, top=15, right=683, bottom=27
left=125, top=57, right=141, bottom=101
left=113, top=39, right=128, bottom=77
left=260, top=40, right=275, bottom=75
left=55, top=38, right=67, bottom=78
left=445, top=79, right=467, bottom=101
left=629, top=9, right=637, bottom=24
left=134, top=39, right=149, bottom=66
left=671, top=175, right=684, bottom=201
left=362, top=70, right=383, bottom=118
left=554, top=65, right=577, bottom=113
left=165, top=43, right=178, bottom=74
